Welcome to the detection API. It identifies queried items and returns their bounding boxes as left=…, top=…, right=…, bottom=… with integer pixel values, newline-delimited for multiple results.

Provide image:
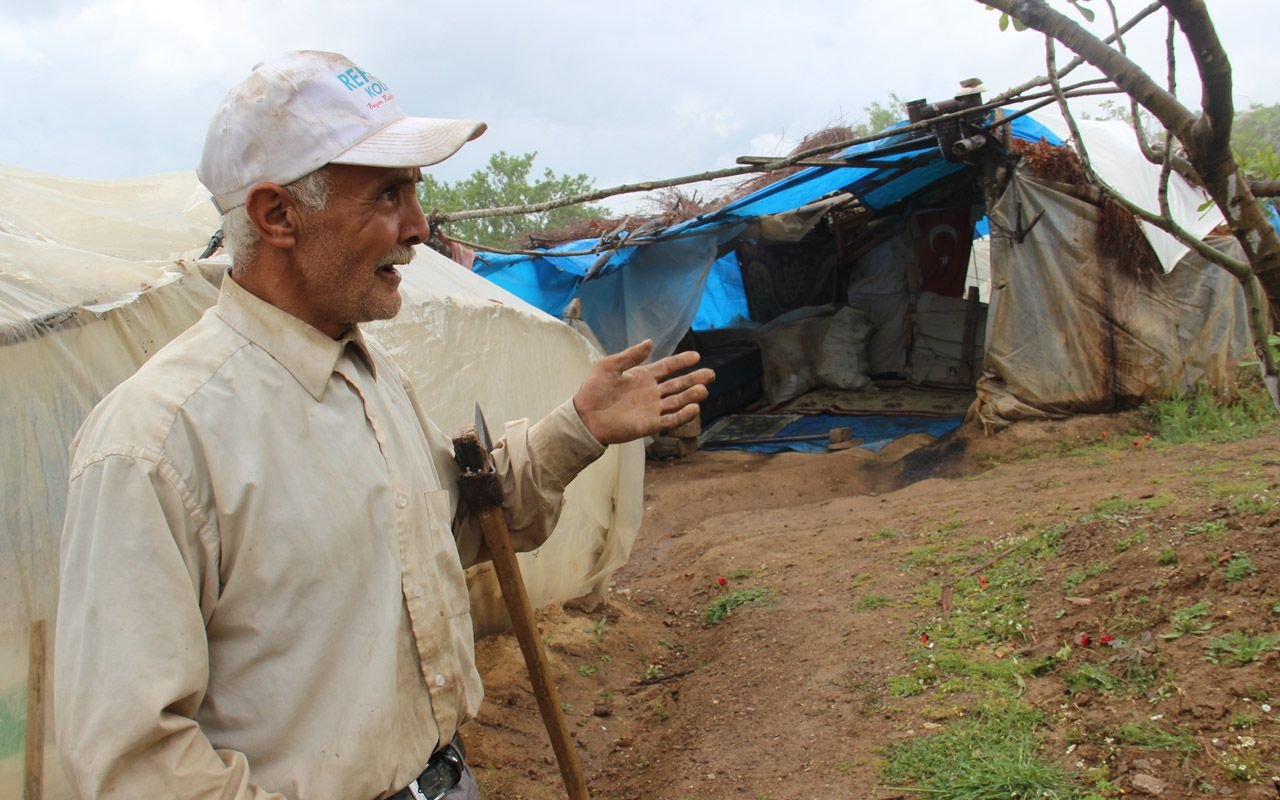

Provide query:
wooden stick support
left=25, top=618, right=46, bottom=800
left=454, top=432, right=590, bottom=800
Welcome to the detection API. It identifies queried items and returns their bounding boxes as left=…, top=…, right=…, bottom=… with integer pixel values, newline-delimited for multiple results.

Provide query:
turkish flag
left=913, top=207, right=974, bottom=297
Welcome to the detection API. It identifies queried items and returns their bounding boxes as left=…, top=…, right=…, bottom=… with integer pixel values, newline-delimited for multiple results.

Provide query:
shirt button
left=434, top=674, right=446, bottom=687
left=396, top=494, right=407, bottom=508
left=413, top=586, right=424, bottom=598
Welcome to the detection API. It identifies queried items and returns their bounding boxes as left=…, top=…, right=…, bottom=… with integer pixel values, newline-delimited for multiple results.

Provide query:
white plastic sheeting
left=975, top=175, right=1254, bottom=429
left=0, top=165, right=641, bottom=798
left=1035, top=112, right=1224, bottom=272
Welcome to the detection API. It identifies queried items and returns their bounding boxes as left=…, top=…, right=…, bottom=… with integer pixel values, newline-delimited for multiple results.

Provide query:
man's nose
left=401, top=193, right=430, bottom=247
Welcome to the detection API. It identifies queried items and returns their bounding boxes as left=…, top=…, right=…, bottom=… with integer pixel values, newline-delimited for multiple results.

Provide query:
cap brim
left=331, top=116, right=487, bottom=168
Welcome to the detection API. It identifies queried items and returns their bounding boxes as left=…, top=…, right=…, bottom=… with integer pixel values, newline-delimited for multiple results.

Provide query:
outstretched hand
left=573, top=340, right=715, bottom=445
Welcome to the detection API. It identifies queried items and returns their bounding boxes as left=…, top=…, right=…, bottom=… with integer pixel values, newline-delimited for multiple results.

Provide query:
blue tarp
left=473, top=114, right=1065, bottom=331
left=701, top=413, right=964, bottom=454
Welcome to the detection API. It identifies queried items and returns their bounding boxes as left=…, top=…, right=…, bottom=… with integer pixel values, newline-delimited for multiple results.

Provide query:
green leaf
left=1012, top=17, right=1028, bottom=31
left=999, top=12, right=1009, bottom=31
left=1197, top=198, right=1217, bottom=212
left=1077, top=6, right=1096, bottom=22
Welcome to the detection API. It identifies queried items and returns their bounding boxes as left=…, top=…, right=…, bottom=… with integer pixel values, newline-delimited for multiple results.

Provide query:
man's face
left=290, top=164, right=429, bottom=337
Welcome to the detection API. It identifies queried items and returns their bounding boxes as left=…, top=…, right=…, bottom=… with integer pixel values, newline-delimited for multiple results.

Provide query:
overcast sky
left=2, top=1, right=1276, bottom=213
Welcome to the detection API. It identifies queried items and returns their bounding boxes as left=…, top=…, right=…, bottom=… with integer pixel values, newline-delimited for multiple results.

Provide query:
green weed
left=1113, top=530, right=1148, bottom=554
left=1187, top=519, right=1228, bottom=536
left=1220, top=552, right=1257, bottom=583
left=704, top=588, right=768, bottom=625
left=1203, top=631, right=1280, bottom=665
left=1162, top=601, right=1215, bottom=640
left=1143, top=381, right=1277, bottom=444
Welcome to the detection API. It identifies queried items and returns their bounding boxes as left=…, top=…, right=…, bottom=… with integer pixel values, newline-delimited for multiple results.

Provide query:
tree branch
left=984, top=0, right=1197, bottom=142
left=1162, top=0, right=1234, bottom=153
left=991, top=0, right=1164, bottom=103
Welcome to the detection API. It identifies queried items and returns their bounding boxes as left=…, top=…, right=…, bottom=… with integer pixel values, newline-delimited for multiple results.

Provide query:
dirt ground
left=462, top=414, right=1280, bottom=799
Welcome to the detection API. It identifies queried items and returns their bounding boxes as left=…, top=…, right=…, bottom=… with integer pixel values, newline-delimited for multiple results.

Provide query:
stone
left=1131, top=774, right=1166, bottom=796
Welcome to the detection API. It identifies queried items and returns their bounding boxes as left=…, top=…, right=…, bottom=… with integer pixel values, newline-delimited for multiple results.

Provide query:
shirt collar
left=214, top=274, right=378, bottom=401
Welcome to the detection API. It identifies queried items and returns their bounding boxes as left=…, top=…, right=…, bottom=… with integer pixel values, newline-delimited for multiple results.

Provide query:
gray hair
left=223, top=168, right=335, bottom=275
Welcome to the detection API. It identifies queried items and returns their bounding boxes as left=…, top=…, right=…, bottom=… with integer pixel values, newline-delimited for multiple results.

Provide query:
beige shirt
left=54, top=276, right=603, bottom=799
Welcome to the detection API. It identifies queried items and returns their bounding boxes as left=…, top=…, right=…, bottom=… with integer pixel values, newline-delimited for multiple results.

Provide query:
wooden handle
left=25, top=619, right=46, bottom=800
left=473, top=507, right=590, bottom=800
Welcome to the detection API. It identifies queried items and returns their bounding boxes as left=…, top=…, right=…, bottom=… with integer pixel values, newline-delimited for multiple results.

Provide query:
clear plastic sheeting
left=974, top=176, right=1255, bottom=430
left=1, top=166, right=642, bottom=798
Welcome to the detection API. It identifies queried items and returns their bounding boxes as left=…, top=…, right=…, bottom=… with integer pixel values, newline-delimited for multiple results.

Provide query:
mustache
left=378, top=246, right=416, bottom=268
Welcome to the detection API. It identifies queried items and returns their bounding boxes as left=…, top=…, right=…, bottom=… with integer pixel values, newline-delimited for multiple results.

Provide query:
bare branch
left=1162, top=0, right=1234, bottom=152
left=985, top=0, right=1196, bottom=142
left=1157, top=12, right=1176, bottom=220
left=991, top=0, right=1163, bottom=103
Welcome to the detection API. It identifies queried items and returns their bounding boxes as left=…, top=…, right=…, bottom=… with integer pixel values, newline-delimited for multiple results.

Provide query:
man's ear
left=245, top=183, right=298, bottom=249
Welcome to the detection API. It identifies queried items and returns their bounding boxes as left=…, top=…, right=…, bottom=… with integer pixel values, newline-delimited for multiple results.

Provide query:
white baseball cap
left=198, top=50, right=487, bottom=214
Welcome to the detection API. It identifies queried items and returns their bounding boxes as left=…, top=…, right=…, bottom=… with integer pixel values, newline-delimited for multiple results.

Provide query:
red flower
left=1132, top=439, right=1142, bottom=448
left=1099, top=634, right=1115, bottom=645
left=1101, top=431, right=1110, bottom=440
left=1078, top=633, right=1091, bottom=647
left=716, top=576, right=727, bottom=587
left=920, top=633, right=930, bottom=645
left=978, top=575, right=988, bottom=590
left=1143, top=434, right=1151, bottom=441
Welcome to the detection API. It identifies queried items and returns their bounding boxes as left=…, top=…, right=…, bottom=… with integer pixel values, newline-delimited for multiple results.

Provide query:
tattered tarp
left=974, top=175, right=1254, bottom=428
left=474, top=116, right=1062, bottom=353
left=0, top=165, right=642, bottom=800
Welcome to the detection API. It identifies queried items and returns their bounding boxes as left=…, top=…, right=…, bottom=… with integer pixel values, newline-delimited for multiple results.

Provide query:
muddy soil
left=463, top=415, right=1280, bottom=799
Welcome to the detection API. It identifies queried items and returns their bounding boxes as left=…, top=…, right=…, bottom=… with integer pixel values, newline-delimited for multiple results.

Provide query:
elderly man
left=54, top=50, right=712, bottom=800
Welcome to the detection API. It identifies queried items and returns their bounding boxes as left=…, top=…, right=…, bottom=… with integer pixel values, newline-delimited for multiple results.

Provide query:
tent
left=0, top=164, right=641, bottom=799
left=470, top=106, right=1254, bottom=431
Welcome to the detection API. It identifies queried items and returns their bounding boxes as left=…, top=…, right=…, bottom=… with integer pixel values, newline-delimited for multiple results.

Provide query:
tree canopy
left=419, top=151, right=608, bottom=248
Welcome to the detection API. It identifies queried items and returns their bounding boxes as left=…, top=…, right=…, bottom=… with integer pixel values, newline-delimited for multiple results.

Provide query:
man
left=54, top=50, right=712, bottom=800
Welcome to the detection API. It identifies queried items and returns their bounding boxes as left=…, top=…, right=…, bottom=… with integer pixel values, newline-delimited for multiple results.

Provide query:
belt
left=389, top=735, right=466, bottom=800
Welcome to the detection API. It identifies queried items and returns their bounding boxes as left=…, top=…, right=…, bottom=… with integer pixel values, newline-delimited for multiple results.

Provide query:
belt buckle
left=406, top=743, right=464, bottom=800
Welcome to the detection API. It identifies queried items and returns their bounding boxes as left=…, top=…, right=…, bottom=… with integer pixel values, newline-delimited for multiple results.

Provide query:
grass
left=1111, top=721, right=1200, bottom=755
left=882, top=702, right=1079, bottom=799
left=704, top=588, right=769, bottom=625
left=1143, top=379, right=1278, bottom=444
left=1065, top=561, right=1109, bottom=593
left=855, top=594, right=892, bottom=612
left=1162, top=600, right=1215, bottom=640
left=1203, top=630, right=1280, bottom=665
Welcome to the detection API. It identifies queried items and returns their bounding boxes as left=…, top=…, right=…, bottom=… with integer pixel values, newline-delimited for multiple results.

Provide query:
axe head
left=474, top=403, right=494, bottom=453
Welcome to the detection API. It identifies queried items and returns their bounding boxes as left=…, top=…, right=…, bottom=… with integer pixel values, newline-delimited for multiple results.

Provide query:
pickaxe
left=453, top=405, right=590, bottom=800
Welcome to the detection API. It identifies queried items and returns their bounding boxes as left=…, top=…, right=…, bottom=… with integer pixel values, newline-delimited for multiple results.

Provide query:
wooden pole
left=24, top=619, right=46, bottom=800
left=959, top=286, right=981, bottom=386
left=453, top=431, right=589, bottom=800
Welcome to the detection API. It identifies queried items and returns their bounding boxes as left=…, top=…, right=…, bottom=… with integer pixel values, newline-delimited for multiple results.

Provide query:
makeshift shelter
left=0, top=164, right=641, bottom=798
left=471, top=104, right=1253, bottom=441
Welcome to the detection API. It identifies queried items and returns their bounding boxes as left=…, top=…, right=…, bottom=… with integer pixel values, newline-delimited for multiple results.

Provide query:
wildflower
left=1078, top=633, right=1091, bottom=647
left=1132, top=438, right=1142, bottom=448
left=716, top=576, right=727, bottom=587
left=1143, top=434, right=1151, bottom=442
left=1101, top=431, right=1110, bottom=440
left=979, top=575, right=988, bottom=590
left=1099, top=634, right=1115, bottom=645
left=920, top=633, right=930, bottom=645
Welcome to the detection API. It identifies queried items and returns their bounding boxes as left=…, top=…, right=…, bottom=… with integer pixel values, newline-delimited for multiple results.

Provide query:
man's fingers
left=646, top=349, right=701, bottom=379
left=657, top=367, right=715, bottom=398
left=657, top=403, right=701, bottom=434
left=660, top=384, right=710, bottom=415
left=604, top=339, right=654, bottom=373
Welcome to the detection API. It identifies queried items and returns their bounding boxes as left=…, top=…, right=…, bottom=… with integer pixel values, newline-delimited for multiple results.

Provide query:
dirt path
left=464, top=416, right=1280, bottom=799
